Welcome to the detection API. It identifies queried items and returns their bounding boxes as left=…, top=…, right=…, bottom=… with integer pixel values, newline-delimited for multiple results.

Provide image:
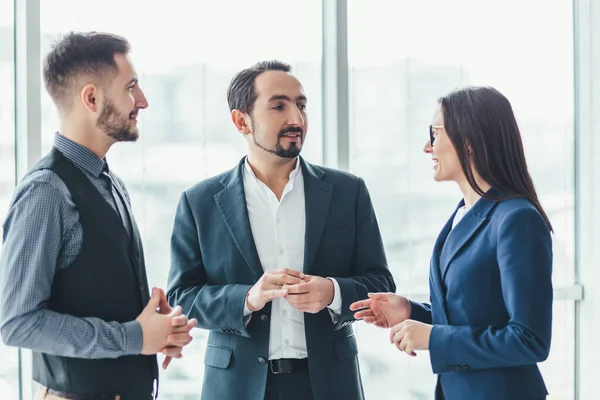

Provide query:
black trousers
left=264, top=370, right=314, bottom=400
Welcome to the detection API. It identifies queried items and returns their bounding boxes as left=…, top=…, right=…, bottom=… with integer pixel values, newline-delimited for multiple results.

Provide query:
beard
left=97, top=99, right=139, bottom=142
left=252, top=121, right=304, bottom=159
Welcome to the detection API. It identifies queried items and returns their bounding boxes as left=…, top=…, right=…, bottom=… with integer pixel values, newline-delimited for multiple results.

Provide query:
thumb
left=146, top=287, right=161, bottom=310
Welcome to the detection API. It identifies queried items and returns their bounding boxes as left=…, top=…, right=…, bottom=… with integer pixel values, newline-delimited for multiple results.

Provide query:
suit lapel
left=301, top=159, right=333, bottom=274
left=429, top=209, right=455, bottom=322
left=439, top=195, right=500, bottom=280
left=214, top=158, right=264, bottom=280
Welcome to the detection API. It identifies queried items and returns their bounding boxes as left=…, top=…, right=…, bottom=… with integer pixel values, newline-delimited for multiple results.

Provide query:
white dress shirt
left=242, top=157, right=342, bottom=360
left=452, top=206, right=467, bottom=229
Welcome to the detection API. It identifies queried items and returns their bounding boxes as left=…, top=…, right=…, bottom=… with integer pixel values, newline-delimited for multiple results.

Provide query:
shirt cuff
left=123, top=320, right=144, bottom=355
left=243, top=295, right=253, bottom=326
left=327, top=278, right=342, bottom=315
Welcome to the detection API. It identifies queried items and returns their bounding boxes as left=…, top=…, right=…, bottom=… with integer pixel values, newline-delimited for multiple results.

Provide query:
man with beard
left=166, top=60, right=395, bottom=400
left=0, top=32, right=197, bottom=400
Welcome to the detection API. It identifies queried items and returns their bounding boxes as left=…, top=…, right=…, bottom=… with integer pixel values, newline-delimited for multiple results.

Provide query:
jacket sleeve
left=167, top=192, right=252, bottom=338
left=332, top=178, right=396, bottom=330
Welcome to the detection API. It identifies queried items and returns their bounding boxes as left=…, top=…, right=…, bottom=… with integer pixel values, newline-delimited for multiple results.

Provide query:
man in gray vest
left=0, top=31, right=196, bottom=400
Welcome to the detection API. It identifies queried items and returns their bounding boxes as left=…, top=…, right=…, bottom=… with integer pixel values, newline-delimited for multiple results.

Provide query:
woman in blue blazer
left=351, top=86, right=553, bottom=400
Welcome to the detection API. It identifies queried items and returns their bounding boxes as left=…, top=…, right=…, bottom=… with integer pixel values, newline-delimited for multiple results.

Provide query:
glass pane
left=40, top=2, right=322, bottom=398
left=0, top=0, right=19, bottom=399
left=348, top=0, right=574, bottom=398
left=541, top=301, right=575, bottom=400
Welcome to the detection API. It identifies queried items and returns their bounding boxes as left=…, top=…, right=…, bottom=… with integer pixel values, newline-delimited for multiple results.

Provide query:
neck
left=59, top=117, right=114, bottom=159
left=246, top=151, right=298, bottom=196
left=457, top=174, right=491, bottom=209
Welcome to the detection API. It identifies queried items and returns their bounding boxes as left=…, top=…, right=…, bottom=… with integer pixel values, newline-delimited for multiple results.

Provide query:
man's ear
left=80, top=84, right=101, bottom=113
left=231, top=110, right=252, bottom=135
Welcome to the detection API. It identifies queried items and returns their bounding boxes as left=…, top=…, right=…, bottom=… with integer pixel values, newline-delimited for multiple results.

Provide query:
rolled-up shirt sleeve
left=0, top=172, right=143, bottom=359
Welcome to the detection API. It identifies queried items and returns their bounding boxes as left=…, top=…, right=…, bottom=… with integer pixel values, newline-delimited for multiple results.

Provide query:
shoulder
left=183, top=168, right=234, bottom=201
left=305, top=161, right=364, bottom=187
left=14, top=169, right=72, bottom=203
left=492, top=197, right=549, bottom=233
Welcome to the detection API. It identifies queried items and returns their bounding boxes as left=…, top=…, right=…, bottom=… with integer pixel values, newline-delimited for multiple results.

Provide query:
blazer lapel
left=301, top=158, right=333, bottom=274
left=214, top=158, right=264, bottom=280
left=439, top=193, right=501, bottom=280
left=429, top=208, right=456, bottom=323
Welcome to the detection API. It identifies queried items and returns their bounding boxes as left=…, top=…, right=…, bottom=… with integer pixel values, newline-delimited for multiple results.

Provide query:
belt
left=45, top=388, right=121, bottom=400
left=268, top=358, right=309, bottom=374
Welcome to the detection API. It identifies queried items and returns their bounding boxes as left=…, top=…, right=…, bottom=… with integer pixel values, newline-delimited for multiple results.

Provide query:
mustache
left=278, top=127, right=304, bottom=137
left=129, top=109, right=140, bottom=118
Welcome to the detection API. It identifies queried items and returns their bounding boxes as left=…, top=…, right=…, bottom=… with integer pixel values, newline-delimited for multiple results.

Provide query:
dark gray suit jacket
left=167, top=157, right=395, bottom=400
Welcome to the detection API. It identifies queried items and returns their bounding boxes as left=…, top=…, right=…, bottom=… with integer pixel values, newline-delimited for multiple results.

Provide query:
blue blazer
left=167, top=157, right=395, bottom=400
left=411, top=193, right=553, bottom=400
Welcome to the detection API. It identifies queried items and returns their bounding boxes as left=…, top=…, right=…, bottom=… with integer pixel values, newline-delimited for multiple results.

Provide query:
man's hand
left=156, top=288, right=197, bottom=369
left=349, top=293, right=411, bottom=328
left=136, top=288, right=197, bottom=368
left=389, top=319, right=433, bottom=356
left=246, top=268, right=306, bottom=312
left=284, top=275, right=334, bottom=314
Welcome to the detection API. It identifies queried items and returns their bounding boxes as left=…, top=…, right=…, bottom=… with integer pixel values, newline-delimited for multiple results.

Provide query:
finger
left=278, top=274, right=307, bottom=286
left=171, top=315, right=189, bottom=327
left=162, top=356, right=172, bottom=369
left=278, top=268, right=305, bottom=280
left=168, top=305, right=183, bottom=317
left=265, top=288, right=288, bottom=300
left=390, top=326, right=403, bottom=343
left=157, top=289, right=171, bottom=314
left=400, top=336, right=410, bottom=353
left=285, top=283, right=311, bottom=295
left=368, top=292, right=391, bottom=301
left=167, top=333, right=193, bottom=347
left=171, top=318, right=198, bottom=333
left=349, top=299, right=371, bottom=311
left=161, top=346, right=183, bottom=358
left=353, top=310, right=374, bottom=320
left=146, top=287, right=161, bottom=310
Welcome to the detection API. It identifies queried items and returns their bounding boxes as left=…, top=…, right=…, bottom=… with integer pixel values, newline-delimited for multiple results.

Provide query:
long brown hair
left=439, top=86, right=553, bottom=232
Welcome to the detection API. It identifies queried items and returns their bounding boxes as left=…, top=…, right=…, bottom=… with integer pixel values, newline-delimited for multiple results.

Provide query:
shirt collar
left=243, top=156, right=302, bottom=185
left=53, top=133, right=108, bottom=178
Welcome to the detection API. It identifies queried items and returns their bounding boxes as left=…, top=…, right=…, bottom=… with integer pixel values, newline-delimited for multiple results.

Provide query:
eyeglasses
left=429, top=125, right=444, bottom=146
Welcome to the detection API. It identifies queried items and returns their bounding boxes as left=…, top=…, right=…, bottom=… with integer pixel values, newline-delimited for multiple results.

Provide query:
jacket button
left=258, top=357, right=266, bottom=364
left=260, top=314, right=269, bottom=322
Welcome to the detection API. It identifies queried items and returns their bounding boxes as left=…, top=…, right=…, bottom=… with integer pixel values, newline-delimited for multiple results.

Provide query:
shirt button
left=284, top=339, right=290, bottom=345
left=282, top=310, right=288, bottom=317
left=258, top=357, right=266, bottom=364
left=260, top=314, right=269, bottom=322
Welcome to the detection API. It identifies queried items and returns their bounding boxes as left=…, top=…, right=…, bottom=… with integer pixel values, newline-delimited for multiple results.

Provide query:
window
left=40, top=1, right=322, bottom=398
left=348, top=0, right=574, bottom=398
left=0, top=0, right=19, bottom=398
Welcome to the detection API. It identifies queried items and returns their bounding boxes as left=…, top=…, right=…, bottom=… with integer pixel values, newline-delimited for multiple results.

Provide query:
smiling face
left=95, top=53, right=148, bottom=143
left=241, top=70, right=308, bottom=160
left=423, top=106, right=464, bottom=183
